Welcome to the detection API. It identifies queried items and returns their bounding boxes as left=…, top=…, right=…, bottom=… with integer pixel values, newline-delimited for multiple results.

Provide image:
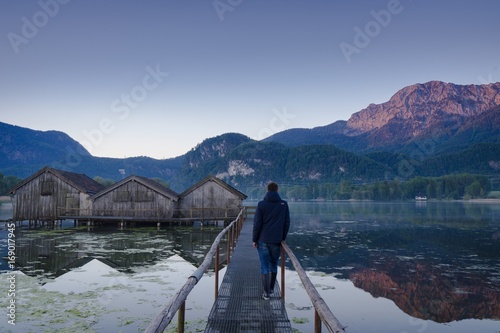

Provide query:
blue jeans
left=257, top=242, right=281, bottom=274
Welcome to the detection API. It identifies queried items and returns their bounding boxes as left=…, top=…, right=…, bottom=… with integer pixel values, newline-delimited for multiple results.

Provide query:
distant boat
left=415, top=195, right=427, bottom=201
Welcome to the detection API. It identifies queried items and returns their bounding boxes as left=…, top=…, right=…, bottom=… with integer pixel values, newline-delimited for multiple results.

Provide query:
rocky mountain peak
left=185, top=133, right=251, bottom=168
left=344, top=81, right=500, bottom=137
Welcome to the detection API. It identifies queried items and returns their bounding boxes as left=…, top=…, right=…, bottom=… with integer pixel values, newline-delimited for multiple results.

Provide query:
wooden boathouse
left=89, top=175, right=179, bottom=221
left=177, top=175, right=247, bottom=221
left=8, top=166, right=104, bottom=226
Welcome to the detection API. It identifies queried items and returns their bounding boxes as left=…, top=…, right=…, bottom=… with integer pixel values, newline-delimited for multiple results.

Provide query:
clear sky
left=1, top=0, right=499, bottom=159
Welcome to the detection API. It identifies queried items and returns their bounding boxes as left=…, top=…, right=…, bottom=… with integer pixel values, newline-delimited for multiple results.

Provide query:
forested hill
left=0, top=121, right=184, bottom=189
left=0, top=122, right=91, bottom=177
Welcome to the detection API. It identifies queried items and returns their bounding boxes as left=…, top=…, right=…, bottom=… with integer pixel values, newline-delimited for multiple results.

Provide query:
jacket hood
left=264, top=191, right=282, bottom=202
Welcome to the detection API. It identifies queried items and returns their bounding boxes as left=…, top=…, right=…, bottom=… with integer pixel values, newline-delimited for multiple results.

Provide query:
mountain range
left=264, top=81, right=500, bottom=153
left=1, top=80, right=500, bottom=193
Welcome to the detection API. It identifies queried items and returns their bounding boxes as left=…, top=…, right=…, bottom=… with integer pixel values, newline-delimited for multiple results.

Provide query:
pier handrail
left=281, top=242, right=346, bottom=333
left=144, top=207, right=246, bottom=333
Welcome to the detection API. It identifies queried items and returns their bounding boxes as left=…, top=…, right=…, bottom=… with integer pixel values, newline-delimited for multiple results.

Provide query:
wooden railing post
left=226, top=229, right=231, bottom=264
left=178, top=301, right=185, bottom=333
left=232, top=223, right=236, bottom=252
left=314, top=309, right=321, bottom=333
left=215, top=246, right=219, bottom=299
left=281, top=245, right=286, bottom=300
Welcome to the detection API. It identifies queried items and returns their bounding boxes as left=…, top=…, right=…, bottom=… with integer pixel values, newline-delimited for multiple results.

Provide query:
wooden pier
left=145, top=208, right=345, bottom=333
left=204, top=218, right=293, bottom=332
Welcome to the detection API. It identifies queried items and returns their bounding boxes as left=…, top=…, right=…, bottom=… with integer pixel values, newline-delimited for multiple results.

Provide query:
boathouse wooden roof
left=90, top=175, right=179, bottom=201
left=179, top=175, right=247, bottom=200
left=8, top=166, right=104, bottom=195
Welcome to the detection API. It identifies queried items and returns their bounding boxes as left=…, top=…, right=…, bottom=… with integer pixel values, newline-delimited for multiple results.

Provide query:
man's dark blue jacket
left=253, top=191, right=290, bottom=244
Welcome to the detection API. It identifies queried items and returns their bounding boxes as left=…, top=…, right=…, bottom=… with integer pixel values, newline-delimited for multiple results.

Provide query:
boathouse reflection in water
left=12, top=225, right=228, bottom=280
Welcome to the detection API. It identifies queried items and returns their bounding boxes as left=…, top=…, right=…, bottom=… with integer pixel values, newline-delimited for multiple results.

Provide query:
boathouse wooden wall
left=91, top=178, right=177, bottom=219
left=10, top=170, right=91, bottom=221
left=177, top=177, right=246, bottom=219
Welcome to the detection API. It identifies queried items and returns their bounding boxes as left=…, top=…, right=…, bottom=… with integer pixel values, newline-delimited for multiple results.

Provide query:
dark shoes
left=261, top=272, right=278, bottom=300
left=261, top=274, right=270, bottom=300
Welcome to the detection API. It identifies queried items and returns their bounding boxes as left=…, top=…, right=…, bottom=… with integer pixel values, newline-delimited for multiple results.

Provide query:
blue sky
left=1, top=0, right=499, bottom=159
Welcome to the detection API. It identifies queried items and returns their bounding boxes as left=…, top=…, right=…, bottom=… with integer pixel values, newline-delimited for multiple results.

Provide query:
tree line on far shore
left=245, top=174, right=496, bottom=201
left=0, top=173, right=21, bottom=198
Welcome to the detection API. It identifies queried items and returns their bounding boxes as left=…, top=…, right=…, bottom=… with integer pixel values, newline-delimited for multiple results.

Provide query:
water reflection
left=286, top=201, right=500, bottom=324
left=8, top=224, right=227, bottom=281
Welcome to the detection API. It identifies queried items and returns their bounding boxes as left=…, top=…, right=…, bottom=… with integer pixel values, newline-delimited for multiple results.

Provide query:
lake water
left=0, top=200, right=499, bottom=333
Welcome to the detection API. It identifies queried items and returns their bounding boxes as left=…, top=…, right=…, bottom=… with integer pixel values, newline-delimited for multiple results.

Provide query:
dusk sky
left=1, top=0, right=499, bottom=159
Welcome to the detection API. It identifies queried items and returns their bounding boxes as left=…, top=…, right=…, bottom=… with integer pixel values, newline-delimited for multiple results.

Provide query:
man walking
left=253, top=182, right=291, bottom=300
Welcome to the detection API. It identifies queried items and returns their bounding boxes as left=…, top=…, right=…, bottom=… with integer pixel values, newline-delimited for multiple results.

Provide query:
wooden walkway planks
left=204, top=219, right=293, bottom=333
